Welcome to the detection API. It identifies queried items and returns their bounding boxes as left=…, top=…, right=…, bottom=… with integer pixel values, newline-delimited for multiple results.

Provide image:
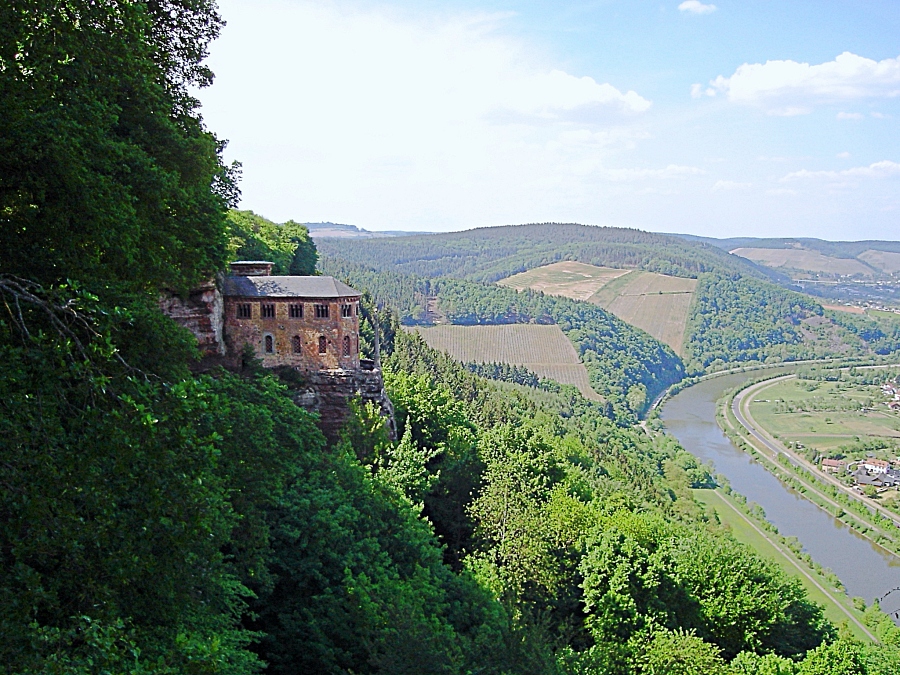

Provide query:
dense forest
left=684, top=274, right=900, bottom=372
left=227, top=209, right=318, bottom=275
left=317, top=223, right=783, bottom=283
left=320, top=259, right=684, bottom=415
left=4, top=3, right=900, bottom=674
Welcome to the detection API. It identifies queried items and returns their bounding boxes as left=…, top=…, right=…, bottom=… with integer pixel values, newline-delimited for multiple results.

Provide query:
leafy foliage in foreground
left=0, top=0, right=236, bottom=295
left=371, top=332, right=900, bottom=674
left=226, top=209, right=317, bottom=275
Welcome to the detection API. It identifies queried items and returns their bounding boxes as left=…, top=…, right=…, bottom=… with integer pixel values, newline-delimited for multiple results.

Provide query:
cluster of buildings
left=882, top=382, right=900, bottom=412
left=821, top=456, right=900, bottom=490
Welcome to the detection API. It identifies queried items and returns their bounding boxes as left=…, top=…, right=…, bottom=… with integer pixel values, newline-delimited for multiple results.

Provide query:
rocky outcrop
left=159, top=279, right=225, bottom=357
left=292, top=367, right=396, bottom=444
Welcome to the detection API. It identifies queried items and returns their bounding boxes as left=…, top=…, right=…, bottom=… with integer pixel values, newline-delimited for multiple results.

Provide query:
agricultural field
left=730, top=247, right=875, bottom=276
left=859, top=249, right=900, bottom=274
left=748, top=378, right=900, bottom=456
left=498, top=262, right=698, bottom=355
left=407, top=324, right=602, bottom=401
left=497, top=261, right=629, bottom=300
left=589, top=271, right=698, bottom=355
left=822, top=304, right=865, bottom=314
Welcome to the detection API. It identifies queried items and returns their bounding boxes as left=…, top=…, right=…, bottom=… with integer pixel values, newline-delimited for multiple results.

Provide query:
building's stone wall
left=162, top=278, right=394, bottom=443
left=224, top=296, right=360, bottom=371
left=159, top=280, right=225, bottom=357
left=292, top=367, right=396, bottom=443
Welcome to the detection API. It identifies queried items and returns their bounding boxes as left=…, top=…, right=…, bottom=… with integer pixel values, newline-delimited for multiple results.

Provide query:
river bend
left=661, top=372, right=900, bottom=614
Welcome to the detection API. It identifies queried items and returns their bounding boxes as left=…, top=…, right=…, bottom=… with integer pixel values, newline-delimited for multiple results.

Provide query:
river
left=661, top=372, right=900, bottom=616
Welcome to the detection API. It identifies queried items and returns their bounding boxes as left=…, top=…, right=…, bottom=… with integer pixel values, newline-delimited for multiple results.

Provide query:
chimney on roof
left=229, top=261, right=274, bottom=277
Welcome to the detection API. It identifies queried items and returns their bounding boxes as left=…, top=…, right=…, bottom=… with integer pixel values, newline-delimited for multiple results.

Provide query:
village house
left=864, top=458, right=891, bottom=474
left=820, top=458, right=847, bottom=474
left=223, top=261, right=361, bottom=371
left=856, top=468, right=900, bottom=489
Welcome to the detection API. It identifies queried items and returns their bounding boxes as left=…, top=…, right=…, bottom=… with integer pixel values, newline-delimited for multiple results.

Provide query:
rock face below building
left=159, top=280, right=225, bottom=357
left=160, top=269, right=394, bottom=444
left=291, top=365, right=396, bottom=444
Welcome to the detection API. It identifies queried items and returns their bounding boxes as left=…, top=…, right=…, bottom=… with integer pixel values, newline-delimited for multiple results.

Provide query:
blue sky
left=200, top=1, right=900, bottom=238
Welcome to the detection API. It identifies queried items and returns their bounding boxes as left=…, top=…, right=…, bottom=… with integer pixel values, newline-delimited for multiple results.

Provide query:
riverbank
left=660, top=372, right=900, bottom=625
left=692, top=487, right=875, bottom=641
left=721, top=374, right=900, bottom=558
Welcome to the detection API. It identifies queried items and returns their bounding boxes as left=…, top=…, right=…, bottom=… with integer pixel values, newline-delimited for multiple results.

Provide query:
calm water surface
left=661, top=372, right=900, bottom=615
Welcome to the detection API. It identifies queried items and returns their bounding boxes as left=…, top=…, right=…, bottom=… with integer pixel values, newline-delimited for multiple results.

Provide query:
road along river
left=661, top=372, right=900, bottom=615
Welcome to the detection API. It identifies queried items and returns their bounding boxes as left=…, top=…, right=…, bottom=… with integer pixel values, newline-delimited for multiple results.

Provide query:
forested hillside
left=321, top=259, right=683, bottom=415
left=684, top=274, right=900, bottom=372
left=317, top=223, right=782, bottom=283
left=4, top=3, right=900, bottom=674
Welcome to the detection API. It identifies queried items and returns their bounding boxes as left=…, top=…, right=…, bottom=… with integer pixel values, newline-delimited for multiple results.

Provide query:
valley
left=9, top=2, right=900, bottom=671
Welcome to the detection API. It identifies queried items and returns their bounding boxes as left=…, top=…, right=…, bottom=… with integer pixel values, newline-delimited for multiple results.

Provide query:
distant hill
left=316, top=222, right=782, bottom=282
left=305, top=222, right=432, bottom=239
left=671, top=234, right=900, bottom=278
left=319, top=223, right=900, bottom=377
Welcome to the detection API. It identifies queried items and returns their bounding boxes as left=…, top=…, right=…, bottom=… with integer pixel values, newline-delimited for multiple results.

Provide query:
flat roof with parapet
left=224, top=275, right=361, bottom=299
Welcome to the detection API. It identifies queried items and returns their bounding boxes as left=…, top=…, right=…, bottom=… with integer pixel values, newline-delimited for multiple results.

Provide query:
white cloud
left=199, top=0, right=658, bottom=227
left=767, top=188, right=798, bottom=195
left=712, top=180, right=752, bottom=191
left=837, top=152, right=851, bottom=158
left=707, top=52, right=900, bottom=114
left=872, top=111, right=890, bottom=119
left=604, top=165, right=705, bottom=181
left=678, top=1, right=717, bottom=14
left=782, top=160, right=900, bottom=181
left=837, top=112, right=863, bottom=119
left=690, top=83, right=717, bottom=98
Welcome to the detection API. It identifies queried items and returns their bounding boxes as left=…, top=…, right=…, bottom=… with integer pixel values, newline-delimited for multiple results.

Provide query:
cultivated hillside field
left=407, top=324, right=602, bottom=401
left=497, top=261, right=629, bottom=300
left=730, top=247, right=875, bottom=276
left=859, top=249, right=900, bottom=274
left=590, top=271, right=698, bottom=355
left=498, top=262, right=698, bottom=356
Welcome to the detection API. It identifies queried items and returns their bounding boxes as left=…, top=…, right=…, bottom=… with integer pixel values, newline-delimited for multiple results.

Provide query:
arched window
left=342, top=335, right=351, bottom=356
left=318, top=336, right=327, bottom=354
left=264, top=334, right=274, bottom=353
left=292, top=335, right=302, bottom=353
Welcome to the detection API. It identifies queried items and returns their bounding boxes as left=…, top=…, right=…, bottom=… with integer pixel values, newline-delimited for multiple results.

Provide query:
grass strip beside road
left=733, top=376, right=900, bottom=543
left=693, top=488, right=875, bottom=642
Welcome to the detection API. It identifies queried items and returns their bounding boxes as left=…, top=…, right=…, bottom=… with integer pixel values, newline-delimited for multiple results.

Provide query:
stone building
left=161, top=261, right=394, bottom=442
left=223, top=260, right=361, bottom=371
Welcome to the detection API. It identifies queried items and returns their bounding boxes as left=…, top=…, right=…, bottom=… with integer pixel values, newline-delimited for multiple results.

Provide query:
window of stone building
left=292, top=335, right=302, bottom=353
left=318, top=336, right=327, bottom=354
left=264, top=334, right=274, bottom=353
left=261, top=303, right=275, bottom=318
left=342, top=335, right=351, bottom=356
left=314, top=304, right=329, bottom=319
left=341, top=304, right=352, bottom=318
left=289, top=303, right=303, bottom=318
left=237, top=303, right=251, bottom=319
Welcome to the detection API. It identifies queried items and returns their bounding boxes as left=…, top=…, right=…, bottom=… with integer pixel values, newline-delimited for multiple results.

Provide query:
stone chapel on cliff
left=223, top=260, right=362, bottom=371
left=161, top=261, right=393, bottom=441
